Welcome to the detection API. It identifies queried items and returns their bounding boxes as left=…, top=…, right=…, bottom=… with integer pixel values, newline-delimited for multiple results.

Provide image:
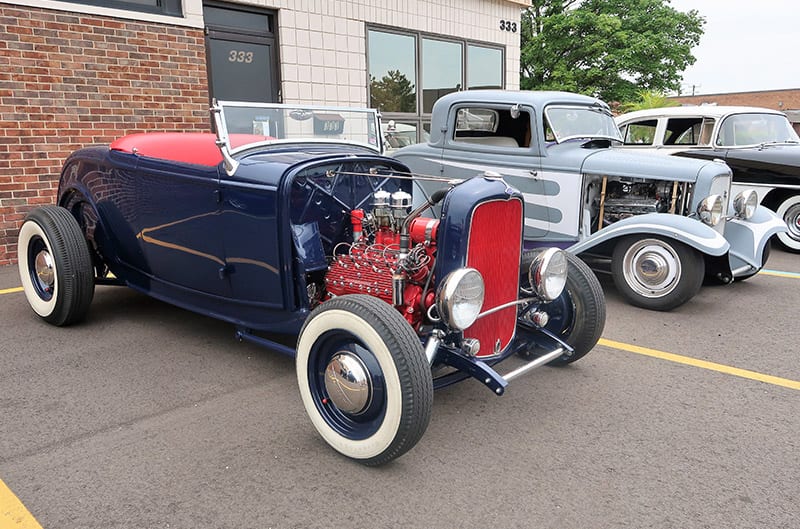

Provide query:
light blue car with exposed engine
left=394, top=90, right=787, bottom=311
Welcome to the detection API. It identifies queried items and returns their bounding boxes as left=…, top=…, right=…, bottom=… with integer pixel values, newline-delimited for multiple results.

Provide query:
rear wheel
left=611, top=235, right=703, bottom=311
left=774, top=194, right=800, bottom=252
left=17, top=206, right=95, bottom=326
left=296, top=295, right=433, bottom=466
left=518, top=251, right=606, bottom=365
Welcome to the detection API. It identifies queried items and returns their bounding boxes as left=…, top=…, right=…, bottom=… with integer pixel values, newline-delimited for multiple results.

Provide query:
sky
left=667, top=0, right=798, bottom=95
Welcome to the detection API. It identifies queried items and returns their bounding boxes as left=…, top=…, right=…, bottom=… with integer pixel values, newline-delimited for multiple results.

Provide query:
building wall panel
left=0, top=5, right=209, bottom=264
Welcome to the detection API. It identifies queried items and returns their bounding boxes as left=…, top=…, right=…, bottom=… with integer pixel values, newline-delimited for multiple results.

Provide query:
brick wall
left=671, top=88, right=800, bottom=112
left=0, top=5, right=209, bottom=265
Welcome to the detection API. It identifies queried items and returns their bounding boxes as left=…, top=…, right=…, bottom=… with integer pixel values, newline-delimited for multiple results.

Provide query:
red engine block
left=325, top=216, right=438, bottom=327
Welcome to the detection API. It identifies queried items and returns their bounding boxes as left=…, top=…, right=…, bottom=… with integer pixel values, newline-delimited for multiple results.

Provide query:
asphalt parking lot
left=1, top=246, right=798, bottom=529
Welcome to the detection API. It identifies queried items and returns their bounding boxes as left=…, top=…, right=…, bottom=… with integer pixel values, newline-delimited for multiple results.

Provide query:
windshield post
left=210, top=100, right=239, bottom=176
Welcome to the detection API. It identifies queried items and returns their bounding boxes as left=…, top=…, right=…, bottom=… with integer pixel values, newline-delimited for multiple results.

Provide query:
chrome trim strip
left=475, top=297, right=535, bottom=320
left=502, top=347, right=565, bottom=382
left=740, top=182, right=800, bottom=191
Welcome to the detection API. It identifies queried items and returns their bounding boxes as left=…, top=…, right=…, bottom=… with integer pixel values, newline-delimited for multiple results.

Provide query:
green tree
left=369, top=70, right=416, bottom=113
left=521, top=0, right=704, bottom=103
left=618, top=89, right=680, bottom=113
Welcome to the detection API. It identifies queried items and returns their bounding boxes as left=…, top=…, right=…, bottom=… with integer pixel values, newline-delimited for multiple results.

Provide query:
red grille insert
left=465, top=198, right=523, bottom=357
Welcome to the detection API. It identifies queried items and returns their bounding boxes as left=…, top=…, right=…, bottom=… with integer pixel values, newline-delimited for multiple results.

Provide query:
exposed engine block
left=326, top=242, right=402, bottom=304
left=597, top=179, right=674, bottom=226
left=324, top=189, right=439, bottom=328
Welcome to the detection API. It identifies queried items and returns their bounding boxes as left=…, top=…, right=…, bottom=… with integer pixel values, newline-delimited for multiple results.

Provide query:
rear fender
left=568, top=213, right=729, bottom=257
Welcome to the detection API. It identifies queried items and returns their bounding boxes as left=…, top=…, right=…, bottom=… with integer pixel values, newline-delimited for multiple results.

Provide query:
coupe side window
left=622, top=120, right=657, bottom=145
left=452, top=106, right=530, bottom=148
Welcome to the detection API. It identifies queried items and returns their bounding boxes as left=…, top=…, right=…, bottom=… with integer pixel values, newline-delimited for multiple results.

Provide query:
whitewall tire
left=775, top=195, right=800, bottom=252
left=611, top=236, right=704, bottom=311
left=296, top=295, right=432, bottom=466
left=18, top=206, right=94, bottom=326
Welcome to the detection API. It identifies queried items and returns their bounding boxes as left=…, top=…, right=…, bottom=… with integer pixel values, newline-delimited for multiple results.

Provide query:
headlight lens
left=733, top=189, right=758, bottom=220
left=528, top=248, right=568, bottom=301
left=697, top=194, right=724, bottom=226
left=436, top=268, right=485, bottom=330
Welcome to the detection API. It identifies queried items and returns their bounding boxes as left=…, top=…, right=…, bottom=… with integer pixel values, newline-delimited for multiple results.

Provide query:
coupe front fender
left=567, top=213, right=730, bottom=257
left=725, top=205, right=788, bottom=274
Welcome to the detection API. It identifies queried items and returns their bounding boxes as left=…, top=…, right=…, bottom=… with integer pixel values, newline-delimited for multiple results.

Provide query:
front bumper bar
left=430, top=327, right=571, bottom=395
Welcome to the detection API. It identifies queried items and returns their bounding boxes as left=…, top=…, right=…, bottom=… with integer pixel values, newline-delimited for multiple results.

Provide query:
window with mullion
left=52, top=0, right=183, bottom=17
left=467, top=44, right=503, bottom=90
left=368, top=29, right=417, bottom=114
left=368, top=27, right=503, bottom=145
left=422, top=38, right=463, bottom=114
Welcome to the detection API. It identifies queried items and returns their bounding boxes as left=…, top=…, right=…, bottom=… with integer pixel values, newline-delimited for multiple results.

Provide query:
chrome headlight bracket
left=435, top=268, right=485, bottom=331
left=528, top=248, right=568, bottom=301
left=697, top=194, right=724, bottom=226
left=732, top=189, right=758, bottom=220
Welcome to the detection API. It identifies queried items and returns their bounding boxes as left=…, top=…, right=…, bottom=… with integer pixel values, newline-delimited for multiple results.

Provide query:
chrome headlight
left=528, top=248, right=568, bottom=301
left=697, top=194, right=724, bottom=226
left=733, top=189, right=758, bottom=220
left=436, top=268, right=485, bottom=331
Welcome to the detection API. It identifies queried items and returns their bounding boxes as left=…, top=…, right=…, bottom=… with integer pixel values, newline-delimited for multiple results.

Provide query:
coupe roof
left=433, top=89, right=606, bottom=110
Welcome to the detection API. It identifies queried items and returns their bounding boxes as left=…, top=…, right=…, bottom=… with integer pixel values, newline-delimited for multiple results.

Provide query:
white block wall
left=261, top=0, right=523, bottom=105
left=7, top=0, right=523, bottom=107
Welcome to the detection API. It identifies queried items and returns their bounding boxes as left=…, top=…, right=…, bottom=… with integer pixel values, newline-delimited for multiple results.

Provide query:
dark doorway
left=204, top=2, right=280, bottom=103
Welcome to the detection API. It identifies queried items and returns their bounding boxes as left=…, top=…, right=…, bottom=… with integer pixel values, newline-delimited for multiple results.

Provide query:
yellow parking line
left=599, top=338, right=800, bottom=391
left=759, top=269, right=800, bottom=278
left=0, top=479, right=43, bottom=529
left=0, top=287, right=23, bottom=295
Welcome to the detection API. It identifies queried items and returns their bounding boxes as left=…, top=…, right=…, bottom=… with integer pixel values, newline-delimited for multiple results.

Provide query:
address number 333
left=228, top=50, right=254, bottom=63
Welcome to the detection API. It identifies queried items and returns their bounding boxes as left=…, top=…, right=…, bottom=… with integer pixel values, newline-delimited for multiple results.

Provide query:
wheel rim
left=622, top=239, right=680, bottom=298
left=783, top=202, right=800, bottom=241
left=28, top=236, right=55, bottom=301
left=308, top=330, right=387, bottom=440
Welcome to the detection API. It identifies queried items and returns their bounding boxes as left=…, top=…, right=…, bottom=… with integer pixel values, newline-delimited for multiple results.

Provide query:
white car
left=616, top=106, right=800, bottom=251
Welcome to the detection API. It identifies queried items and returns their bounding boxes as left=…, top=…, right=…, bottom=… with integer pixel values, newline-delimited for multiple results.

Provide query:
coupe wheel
left=518, top=251, right=606, bottom=365
left=611, top=236, right=703, bottom=311
left=296, top=294, right=433, bottom=466
left=17, top=206, right=95, bottom=326
left=774, top=194, right=800, bottom=253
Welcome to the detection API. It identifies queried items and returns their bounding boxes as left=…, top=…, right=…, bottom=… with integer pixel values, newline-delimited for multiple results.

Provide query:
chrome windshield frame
left=544, top=104, right=623, bottom=144
left=211, top=99, right=384, bottom=175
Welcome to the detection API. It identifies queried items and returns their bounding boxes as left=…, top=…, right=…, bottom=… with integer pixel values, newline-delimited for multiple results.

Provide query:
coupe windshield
left=717, top=113, right=800, bottom=147
left=544, top=105, right=622, bottom=143
left=212, top=100, right=382, bottom=153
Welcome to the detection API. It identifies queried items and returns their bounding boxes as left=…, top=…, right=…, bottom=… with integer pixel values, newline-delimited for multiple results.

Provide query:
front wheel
left=611, top=236, right=704, bottom=311
left=296, top=295, right=433, bottom=466
left=774, top=194, right=800, bottom=252
left=518, top=251, right=606, bottom=365
left=17, top=206, right=95, bottom=326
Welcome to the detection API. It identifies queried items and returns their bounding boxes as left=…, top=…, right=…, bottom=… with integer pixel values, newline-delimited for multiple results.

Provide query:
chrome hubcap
left=785, top=203, right=800, bottom=240
left=324, top=352, right=372, bottom=414
left=34, top=250, right=55, bottom=291
left=624, top=240, right=680, bottom=298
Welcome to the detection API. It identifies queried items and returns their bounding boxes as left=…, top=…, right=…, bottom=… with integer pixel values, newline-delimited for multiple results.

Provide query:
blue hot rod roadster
left=18, top=101, right=605, bottom=465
